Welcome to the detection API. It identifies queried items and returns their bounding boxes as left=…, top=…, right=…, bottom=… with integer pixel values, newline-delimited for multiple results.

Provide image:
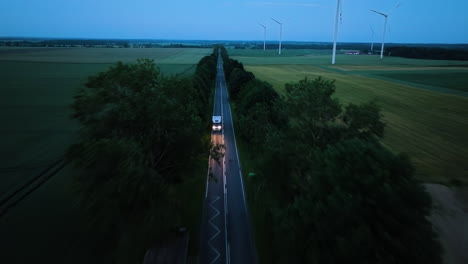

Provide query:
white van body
left=212, top=116, right=222, bottom=131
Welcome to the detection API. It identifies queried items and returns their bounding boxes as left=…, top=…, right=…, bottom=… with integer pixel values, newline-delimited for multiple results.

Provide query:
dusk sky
left=1, top=0, right=467, bottom=43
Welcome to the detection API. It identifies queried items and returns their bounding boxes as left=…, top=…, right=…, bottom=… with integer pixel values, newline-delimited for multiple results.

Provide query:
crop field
left=0, top=61, right=197, bottom=199
left=0, top=47, right=210, bottom=193
left=0, top=165, right=97, bottom=263
left=376, top=71, right=468, bottom=92
left=231, top=49, right=468, bottom=66
left=0, top=47, right=211, bottom=262
left=0, top=47, right=211, bottom=63
left=228, top=48, right=333, bottom=57
left=230, top=49, right=468, bottom=185
left=0, top=61, right=105, bottom=197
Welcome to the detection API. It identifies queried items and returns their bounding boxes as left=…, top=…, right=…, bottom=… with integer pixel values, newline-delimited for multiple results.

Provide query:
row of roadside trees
left=67, top=50, right=218, bottom=263
left=219, top=46, right=442, bottom=264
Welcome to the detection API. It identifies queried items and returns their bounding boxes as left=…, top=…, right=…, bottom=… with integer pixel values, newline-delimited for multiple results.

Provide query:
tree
left=227, top=68, right=255, bottom=100
left=245, top=76, right=442, bottom=264
left=283, top=77, right=342, bottom=148
left=274, top=139, right=442, bottom=264
left=68, top=58, right=212, bottom=263
left=236, top=79, right=286, bottom=146
left=343, top=101, right=385, bottom=138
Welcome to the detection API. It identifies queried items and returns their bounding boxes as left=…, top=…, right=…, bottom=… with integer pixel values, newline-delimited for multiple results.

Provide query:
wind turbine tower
left=270, top=18, right=283, bottom=55
left=370, top=3, right=401, bottom=59
left=331, top=0, right=342, bottom=64
left=370, top=25, right=375, bottom=52
left=259, top=23, right=266, bottom=50
left=370, top=9, right=388, bottom=59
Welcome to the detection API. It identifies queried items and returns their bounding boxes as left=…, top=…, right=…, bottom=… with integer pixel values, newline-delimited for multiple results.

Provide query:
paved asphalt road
left=200, top=51, right=256, bottom=264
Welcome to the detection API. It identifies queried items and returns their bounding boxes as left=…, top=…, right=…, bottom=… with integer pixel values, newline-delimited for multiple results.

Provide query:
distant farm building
left=345, top=51, right=363, bottom=55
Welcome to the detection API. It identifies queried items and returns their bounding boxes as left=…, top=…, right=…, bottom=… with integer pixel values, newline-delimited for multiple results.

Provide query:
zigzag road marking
left=208, top=196, right=221, bottom=264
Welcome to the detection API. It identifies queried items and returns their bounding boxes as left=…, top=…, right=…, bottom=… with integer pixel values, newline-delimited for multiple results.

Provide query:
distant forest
left=1, top=37, right=468, bottom=60
left=386, top=46, right=468, bottom=61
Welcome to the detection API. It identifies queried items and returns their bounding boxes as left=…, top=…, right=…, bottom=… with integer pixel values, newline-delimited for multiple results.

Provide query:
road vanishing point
left=199, top=50, right=256, bottom=264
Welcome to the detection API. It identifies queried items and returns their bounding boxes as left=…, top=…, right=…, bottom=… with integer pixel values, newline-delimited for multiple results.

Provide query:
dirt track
left=425, top=184, right=468, bottom=264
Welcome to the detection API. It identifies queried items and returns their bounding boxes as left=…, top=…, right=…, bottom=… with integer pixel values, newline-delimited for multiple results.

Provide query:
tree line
left=0, top=39, right=212, bottom=48
left=387, top=46, right=468, bottom=60
left=219, top=46, right=442, bottom=264
left=67, top=50, right=218, bottom=263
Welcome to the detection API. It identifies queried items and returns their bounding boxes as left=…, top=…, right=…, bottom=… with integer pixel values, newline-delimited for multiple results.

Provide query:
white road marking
left=208, top=196, right=221, bottom=264
left=205, top=53, right=230, bottom=264
left=219, top=60, right=230, bottom=264
left=223, top=78, right=249, bottom=214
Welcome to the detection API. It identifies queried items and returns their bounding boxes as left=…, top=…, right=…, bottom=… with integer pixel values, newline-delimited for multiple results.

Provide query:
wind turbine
left=270, top=18, right=283, bottom=55
left=331, top=0, right=342, bottom=64
left=259, top=23, right=266, bottom=50
left=370, top=3, right=401, bottom=59
left=370, top=25, right=375, bottom=52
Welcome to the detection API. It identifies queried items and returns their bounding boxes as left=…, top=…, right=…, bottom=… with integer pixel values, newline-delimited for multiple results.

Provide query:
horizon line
left=0, top=36, right=467, bottom=45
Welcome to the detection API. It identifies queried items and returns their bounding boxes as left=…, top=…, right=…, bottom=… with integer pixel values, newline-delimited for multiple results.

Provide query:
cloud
left=249, top=2, right=321, bottom=8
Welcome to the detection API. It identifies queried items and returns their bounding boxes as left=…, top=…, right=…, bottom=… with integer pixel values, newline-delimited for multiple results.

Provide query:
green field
left=0, top=165, right=97, bottom=263
left=0, top=47, right=211, bottom=262
left=0, top=61, right=196, bottom=197
left=228, top=48, right=333, bottom=57
left=0, top=48, right=210, bottom=194
left=0, top=61, right=104, bottom=197
left=231, top=50, right=468, bottom=67
left=376, top=71, right=468, bottom=92
left=228, top=49, right=468, bottom=185
left=0, top=47, right=211, bottom=63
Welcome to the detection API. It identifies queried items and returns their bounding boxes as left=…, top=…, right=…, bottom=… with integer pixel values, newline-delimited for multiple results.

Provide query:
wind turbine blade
left=258, top=23, right=266, bottom=28
left=369, top=25, right=374, bottom=33
left=388, top=2, right=402, bottom=15
left=370, top=9, right=388, bottom=17
left=270, top=18, right=282, bottom=24
left=339, top=0, right=343, bottom=24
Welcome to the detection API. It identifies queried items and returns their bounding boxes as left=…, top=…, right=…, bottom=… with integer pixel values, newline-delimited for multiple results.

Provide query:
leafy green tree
left=274, top=139, right=441, bottom=264
left=193, top=53, right=217, bottom=117
left=226, top=59, right=245, bottom=79
left=228, top=68, right=255, bottom=100
left=236, top=79, right=286, bottom=146
left=68, top=58, right=213, bottom=263
left=343, top=101, right=385, bottom=138
left=262, top=77, right=440, bottom=264
left=283, top=77, right=342, bottom=147
left=237, top=79, right=279, bottom=114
